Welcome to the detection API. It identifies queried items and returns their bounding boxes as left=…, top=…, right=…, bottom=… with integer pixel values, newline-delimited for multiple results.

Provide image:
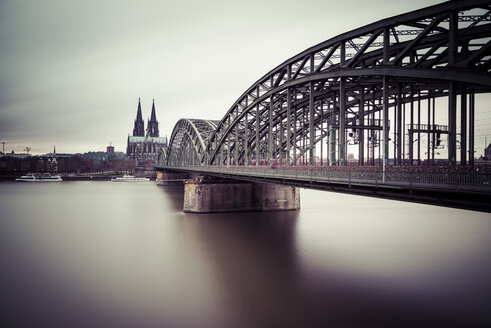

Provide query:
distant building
left=126, top=98, right=167, bottom=164
left=0, top=147, right=86, bottom=174
left=485, top=143, right=491, bottom=159
left=45, top=146, right=58, bottom=173
left=0, top=150, right=31, bottom=159
left=107, top=143, right=114, bottom=154
left=82, top=151, right=132, bottom=173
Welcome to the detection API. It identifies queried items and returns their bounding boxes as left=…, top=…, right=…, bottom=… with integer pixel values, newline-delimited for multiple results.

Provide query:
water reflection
left=180, top=210, right=300, bottom=328
left=0, top=182, right=490, bottom=328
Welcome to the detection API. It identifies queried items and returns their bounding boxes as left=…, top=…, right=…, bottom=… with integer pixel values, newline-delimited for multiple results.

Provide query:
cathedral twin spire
left=147, top=99, right=159, bottom=137
left=133, top=98, right=145, bottom=136
left=132, top=98, right=159, bottom=137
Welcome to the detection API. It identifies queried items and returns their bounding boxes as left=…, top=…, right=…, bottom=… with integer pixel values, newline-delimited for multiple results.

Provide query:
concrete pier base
left=156, top=171, right=189, bottom=186
left=183, top=180, right=300, bottom=213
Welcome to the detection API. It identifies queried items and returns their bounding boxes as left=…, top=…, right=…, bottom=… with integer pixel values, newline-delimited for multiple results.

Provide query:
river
left=0, top=181, right=490, bottom=328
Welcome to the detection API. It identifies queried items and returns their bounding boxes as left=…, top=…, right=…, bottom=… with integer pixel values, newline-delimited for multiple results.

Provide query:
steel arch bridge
left=165, top=119, right=220, bottom=166
left=160, top=0, right=491, bottom=170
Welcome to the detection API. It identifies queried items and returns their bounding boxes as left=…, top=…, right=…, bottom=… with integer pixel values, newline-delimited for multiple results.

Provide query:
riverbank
left=0, top=174, right=155, bottom=182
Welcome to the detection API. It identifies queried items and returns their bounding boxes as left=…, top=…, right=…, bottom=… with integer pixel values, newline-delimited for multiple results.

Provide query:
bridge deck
left=156, top=165, right=491, bottom=212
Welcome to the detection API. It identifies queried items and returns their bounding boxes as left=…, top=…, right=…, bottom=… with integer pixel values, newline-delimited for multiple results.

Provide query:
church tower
left=147, top=99, right=159, bottom=137
left=133, top=98, right=145, bottom=136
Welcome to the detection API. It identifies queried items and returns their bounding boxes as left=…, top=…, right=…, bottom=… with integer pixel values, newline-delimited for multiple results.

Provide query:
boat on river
left=111, top=174, right=150, bottom=182
left=16, top=174, right=63, bottom=182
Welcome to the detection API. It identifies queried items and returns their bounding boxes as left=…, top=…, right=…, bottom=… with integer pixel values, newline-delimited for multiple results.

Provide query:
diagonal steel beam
left=314, top=44, right=339, bottom=72
left=291, top=55, right=310, bottom=80
left=458, top=39, right=491, bottom=68
left=348, top=30, right=383, bottom=68
left=391, top=14, right=447, bottom=65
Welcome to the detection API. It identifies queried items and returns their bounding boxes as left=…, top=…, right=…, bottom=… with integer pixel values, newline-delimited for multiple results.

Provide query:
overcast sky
left=1, top=0, right=489, bottom=155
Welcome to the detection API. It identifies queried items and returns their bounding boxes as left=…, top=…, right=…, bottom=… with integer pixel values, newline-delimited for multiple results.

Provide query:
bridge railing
left=160, top=165, right=491, bottom=193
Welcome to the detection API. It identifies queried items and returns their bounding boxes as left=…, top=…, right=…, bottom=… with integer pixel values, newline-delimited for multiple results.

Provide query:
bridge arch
left=203, top=0, right=491, bottom=167
left=165, top=119, right=219, bottom=166
left=165, top=0, right=491, bottom=168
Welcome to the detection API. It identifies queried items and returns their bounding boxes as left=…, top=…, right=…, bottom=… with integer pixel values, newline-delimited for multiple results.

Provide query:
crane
left=1, top=141, right=20, bottom=153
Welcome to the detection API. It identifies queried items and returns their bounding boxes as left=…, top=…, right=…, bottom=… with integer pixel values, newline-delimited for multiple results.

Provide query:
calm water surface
left=0, top=181, right=490, bottom=327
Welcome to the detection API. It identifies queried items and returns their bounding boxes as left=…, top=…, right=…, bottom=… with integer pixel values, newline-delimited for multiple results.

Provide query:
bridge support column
left=382, top=76, right=389, bottom=168
left=469, top=91, right=475, bottom=166
left=339, top=78, right=346, bottom=166
left=396, top=84, right=402, bottom=165
left=409, top=84, right=414, bottom=165
left=183, top=180, right=300, bottom=213
left=286, top=86, right=292, bottom=167
left=460, top=87, right=467, bottom=166
left=448, top=82, right=457, bottom=166
left=309, top=80, right=315, bottom=166
left=359, top=87, right=365, bottom=166
left=329, top=122, right=336, bottom=166
left=268, top=94, right=274, bottom=166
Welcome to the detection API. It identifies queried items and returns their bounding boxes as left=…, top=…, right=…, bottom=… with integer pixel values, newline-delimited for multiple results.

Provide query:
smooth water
left=0, top=181, right=490, bottom=328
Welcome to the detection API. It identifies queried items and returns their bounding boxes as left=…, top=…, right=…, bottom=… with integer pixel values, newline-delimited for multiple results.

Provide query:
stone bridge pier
left=156, top=171, right=300, bottom=213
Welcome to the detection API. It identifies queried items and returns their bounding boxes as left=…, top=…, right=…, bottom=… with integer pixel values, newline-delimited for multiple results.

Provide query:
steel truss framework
left=163, top=0, right=491, bottom=168
left=166, top=119, right=219, bottom=166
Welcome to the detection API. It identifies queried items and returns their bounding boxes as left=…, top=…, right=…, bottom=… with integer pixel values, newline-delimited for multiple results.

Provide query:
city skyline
left=1, top=0, right=490, bottom=156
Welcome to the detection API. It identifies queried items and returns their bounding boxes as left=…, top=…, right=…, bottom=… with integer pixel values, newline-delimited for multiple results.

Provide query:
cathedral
left=126, top=98, right=167, bottom=164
